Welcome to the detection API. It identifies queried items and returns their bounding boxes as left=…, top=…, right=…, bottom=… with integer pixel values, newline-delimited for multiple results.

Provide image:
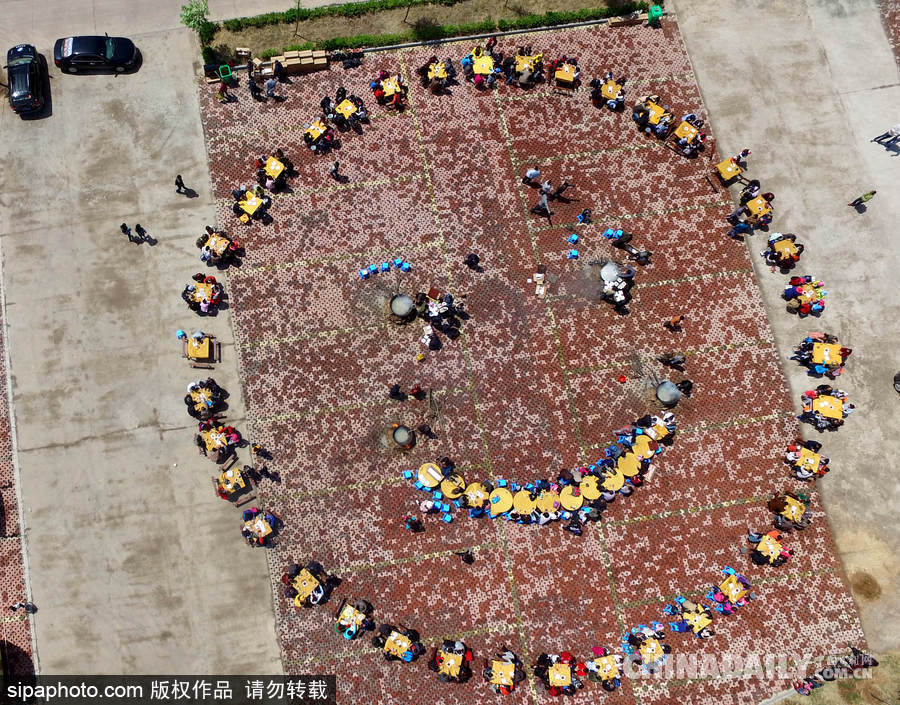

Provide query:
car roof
left=71, top=36, right=108, bottom=54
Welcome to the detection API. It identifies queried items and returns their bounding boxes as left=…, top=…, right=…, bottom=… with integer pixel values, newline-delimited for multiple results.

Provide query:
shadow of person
left=183, top=188, right=199, bottom=198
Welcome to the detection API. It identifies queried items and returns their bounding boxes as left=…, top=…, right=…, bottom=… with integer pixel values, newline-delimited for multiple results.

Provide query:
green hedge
left=256, top=3, right=649, bottom=55
left=222, top=0, right=463, bottom=32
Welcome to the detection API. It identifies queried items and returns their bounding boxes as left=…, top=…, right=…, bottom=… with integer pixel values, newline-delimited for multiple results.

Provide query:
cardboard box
left=284, top=50, right=300, bottom=60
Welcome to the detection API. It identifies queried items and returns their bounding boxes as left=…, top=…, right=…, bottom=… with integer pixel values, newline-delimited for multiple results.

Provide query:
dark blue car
left=5, top=44, right=47, bottom=114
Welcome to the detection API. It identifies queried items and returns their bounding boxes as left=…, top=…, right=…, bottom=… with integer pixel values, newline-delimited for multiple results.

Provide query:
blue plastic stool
left=441, top=513, right=453, bottom=523
left=403, top=470, right=413, bottom=479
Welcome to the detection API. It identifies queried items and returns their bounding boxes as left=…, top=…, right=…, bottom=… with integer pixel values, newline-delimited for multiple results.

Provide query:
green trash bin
left=218, top=64, right=233, bottom=81
left=648, top=5, right=664, bottom=24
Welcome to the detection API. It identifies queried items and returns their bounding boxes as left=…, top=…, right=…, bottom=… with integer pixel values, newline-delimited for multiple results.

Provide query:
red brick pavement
left=880, top=0, right=900, bottom=64
left=0, top=293, right=35, bottom=677
left=198, top=20, right=865, bottom=704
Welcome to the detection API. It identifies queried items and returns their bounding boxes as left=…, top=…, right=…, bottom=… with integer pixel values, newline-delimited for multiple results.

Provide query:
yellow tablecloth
left=187, top=336, right=211, bottom=360
left=780, top=496, right=806, bottom=522
left=201, top=429, right=227, bottom=452
left=600, top=80, right=622, bottom=100
left=536, top=490, right=561, bottom=513
left=292, top=569, right=320, bottom=602
left=335, top=99, right=357, bottom=119
left=245, top=516, right=273, bottom=539
left=218, top=467, right=245, bottom=494
left=602, top=470, right=625, bottom=492
left=427, top=63, right=447, bottom=80
left=417, top=462, right=442, bottom=488
left=756, top=534, right=782, bottom=563
left=437, top=651, right=462, bottom=678
left=559, top=485, right=583, bottom=511
left=617, top=453, right=640, bottom=477
left=464, top=481, right=488, bottom=506
left=639, top=638, right=664, bottom=664
left=512, top=490, right=537, bottom=514
left=190, top=387, right=213, bottom=412
left=264, top=156, right=285, bottom=179
left=646, top=101, right=666, bottom=125
left=813, top=395, right=842, bottom=420
left=548, top=663, right=572, bottom=687
left=772, top=239, right=798, bottom=259
left=632, top=435, right=655, bottom=460
left=239, top=192, right=263, bottom=216
left=555, top=63, right=576, bottom=84
left=593, top=655, right=620, bottom=681
left=719, top=573, right=749, bottom=602
left=473, top=55, right=494, bottom=75
left=384, top=631, right=412, bottom=658
left=337, top=603, right=366, bottom=628
left=305, top=120, right=327, bottom=141
left=489, top=487, right=513, bottom=515
left=796, top=447, right=822, bottom=472
left=812, top=343, right=842, bottom=366
left=189, top=282, right=214, bottom=304
left=205, top=233, right=231, bottom=256
left=490, top=660, right=515, bottom=686
left=673, top=120, right=699, bottom=141
left=580, top=474, right=602, bottom=500
left=382, top=76, right=402, bottom=97
left=440, top=474, right=466, bottom=499
left=515, top=55, right=536, bottom=72
left=745, top=196, right=771, bottom=221
left=716, top=158, right=742, bottom=180
left=796, top=284, right=819, bottom=305
left=684, top=609, right=713, bottom=633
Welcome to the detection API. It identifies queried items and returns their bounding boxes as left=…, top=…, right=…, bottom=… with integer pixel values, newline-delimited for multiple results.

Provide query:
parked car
left=5, top=44, right=47, bottom=114
left=53, top=34, right=139, bottom=73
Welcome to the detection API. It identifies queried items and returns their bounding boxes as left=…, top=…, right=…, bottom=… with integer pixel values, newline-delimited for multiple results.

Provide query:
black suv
left=5, top=44, right=46, bottom=114
left=53, top=35, right=139, bottom=73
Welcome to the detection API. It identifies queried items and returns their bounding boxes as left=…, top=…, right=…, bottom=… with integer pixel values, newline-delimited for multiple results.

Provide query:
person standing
left=847, top=190, right=876, bottom=208
left=175, top=174, right=185, bottom=193
left=329, top=161, right=340, bottom=180
left=531, top=193, right=551, bottom=216
left=522, top=167, right=540, bottom=184
left=120, top=223, right=136, bottom=243
left=664, top=315, right=684, bottom=331
left=265, top=77, right=277, bottom=99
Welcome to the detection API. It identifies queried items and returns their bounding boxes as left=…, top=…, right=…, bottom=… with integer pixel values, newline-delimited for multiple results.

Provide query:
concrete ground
left=671, top=0, right=900, bottom=653
left=0, top=0, right=356, bottom=53
left=0, top=28, right=280, bottom=673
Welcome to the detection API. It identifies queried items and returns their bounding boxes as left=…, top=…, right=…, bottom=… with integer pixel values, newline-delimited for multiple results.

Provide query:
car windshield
left=6, top=56, right=32, bottom=67
left=105, top=37, right=115, bottom=60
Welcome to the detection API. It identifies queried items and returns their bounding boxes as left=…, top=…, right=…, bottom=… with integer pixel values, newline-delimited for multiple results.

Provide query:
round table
left=464, top=481, right=489, bottom=507
left=559, top=485, right=584, bottom=511
left=580, top=475, right=602, bottom=500
left=617, top=453, right=641, bottom=477
left=440, top=474, right=466, bottom=499
left=536, top=491, right=561, bottom=513
left=632, top=435, right=657, bottom=460
left=489, top=487, right=513, bottom=515
left=417, top=462, right=442, bottom=489
left=602, top=470, right=625, bottom=492
left=512, top=490, right=537, bottom=514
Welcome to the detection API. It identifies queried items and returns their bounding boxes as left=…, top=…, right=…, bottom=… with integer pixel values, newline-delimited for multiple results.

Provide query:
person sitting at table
left=320, top=95, right=335, bottom=119
left=740, top=179, right=761, bottom=203
left=748, top=529, right=792, bottom=566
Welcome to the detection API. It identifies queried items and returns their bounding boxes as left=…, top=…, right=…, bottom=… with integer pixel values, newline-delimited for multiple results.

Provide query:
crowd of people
left=791, top=333, right=850, bottom=378
left=799, top=384, right=853, bottom=430
left=193, top=29, right=870, bottom=699
left=407, top=412, right=677, bottom=535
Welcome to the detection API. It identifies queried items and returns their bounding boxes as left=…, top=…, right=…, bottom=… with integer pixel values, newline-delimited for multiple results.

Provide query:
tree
left=181, top=0, right=211, bottom=35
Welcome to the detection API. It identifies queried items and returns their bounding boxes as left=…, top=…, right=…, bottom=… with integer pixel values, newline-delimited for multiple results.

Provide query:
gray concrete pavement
left=671, top=0, right=900, bottom=653
left=0, top=27, right=281, bottom=673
